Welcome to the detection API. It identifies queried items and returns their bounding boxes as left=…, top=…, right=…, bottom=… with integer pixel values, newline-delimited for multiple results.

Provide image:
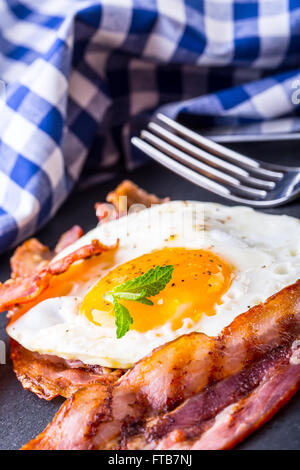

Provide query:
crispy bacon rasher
left=23, top=280, right=300, bottom=450
left=0, top=238, right=118, bottom=312
left=10, top=340, right=123, bottom=400
left=10, top=239, right=53, bottom=279
left=54, top=225, right=84, bottom=255
left=5, top=224, right=85, bottom=310
left=10, top=225, right=84, bottom=280
left=95, top=179, right=169, bottom=222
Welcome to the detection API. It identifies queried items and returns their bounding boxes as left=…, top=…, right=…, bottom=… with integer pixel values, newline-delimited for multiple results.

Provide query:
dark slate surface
left=0, top=138, right=300, bottom=450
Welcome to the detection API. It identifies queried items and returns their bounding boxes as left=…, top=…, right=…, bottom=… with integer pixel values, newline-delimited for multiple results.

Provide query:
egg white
left=7, top=201, right=300, bottom=368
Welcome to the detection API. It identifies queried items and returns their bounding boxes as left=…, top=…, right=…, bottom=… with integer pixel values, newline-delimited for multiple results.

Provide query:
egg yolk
left=81, top=248, right=234, bottom=333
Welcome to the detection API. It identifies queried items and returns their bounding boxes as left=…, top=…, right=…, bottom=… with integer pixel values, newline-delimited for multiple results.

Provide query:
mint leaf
left=133, top=297, right=154, bottom=306
left=105, top=265, right=174, bottom=339
left=112, top=290, right=147, bottom=301
left=110, top=265, right=174, bottom=298
left=113, top=291, right=154, bottom=305
left=113, top=298, right=133, bottom=339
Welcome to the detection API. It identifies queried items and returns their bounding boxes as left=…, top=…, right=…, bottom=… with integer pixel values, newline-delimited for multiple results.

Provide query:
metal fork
left=132, top=114, right=300, bottom=208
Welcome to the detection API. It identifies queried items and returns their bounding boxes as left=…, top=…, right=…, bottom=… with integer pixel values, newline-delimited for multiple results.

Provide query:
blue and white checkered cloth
left=0, top=0, right=300, bottom=254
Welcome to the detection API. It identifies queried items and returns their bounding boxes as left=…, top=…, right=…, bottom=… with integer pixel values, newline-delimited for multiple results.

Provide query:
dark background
left=0, top=139, right=299, bottom=450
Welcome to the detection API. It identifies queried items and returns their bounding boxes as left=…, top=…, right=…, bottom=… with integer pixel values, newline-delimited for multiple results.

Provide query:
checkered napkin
left=0, top=0, right=300, bottom=254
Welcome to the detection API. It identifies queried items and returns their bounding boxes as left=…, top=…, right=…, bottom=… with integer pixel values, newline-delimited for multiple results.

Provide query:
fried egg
left=7, top=201, right=300, bottom=368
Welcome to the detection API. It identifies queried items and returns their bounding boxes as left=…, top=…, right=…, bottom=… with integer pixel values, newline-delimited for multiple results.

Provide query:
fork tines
left=132, top=113, right=289, bottom=207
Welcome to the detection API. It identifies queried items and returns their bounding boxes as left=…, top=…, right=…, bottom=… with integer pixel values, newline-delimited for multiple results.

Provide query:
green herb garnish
left=104, top=265, right=174, bottom=338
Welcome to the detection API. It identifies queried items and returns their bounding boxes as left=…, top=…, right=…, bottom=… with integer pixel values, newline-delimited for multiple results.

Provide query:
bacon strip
left=23, top=280, right=300, bottom=450
left=23, top=383, right=113, bottom=450
left=0, top=239, right=118, bottom=312
left=129, top=342, right=300, bottom=450
left=10, top=239, right=52, bottom=279
left=184, top=355, right=300, bottom=450
left=10, top=226, right=84, bottom=279
left=54, top=225, right=84, bottom=254
left=95, top=180, right=169, bottom=222
left=10, top=340, right=123, bottom=401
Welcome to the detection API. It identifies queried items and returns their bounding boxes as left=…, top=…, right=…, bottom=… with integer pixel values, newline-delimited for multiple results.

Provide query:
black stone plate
left=1, top=139, right=299, bottom=450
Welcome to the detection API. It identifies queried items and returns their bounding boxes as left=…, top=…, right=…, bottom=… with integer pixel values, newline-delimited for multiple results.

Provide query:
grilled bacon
left=10, top=239, right=53, bottom=279
left=10, top=340, right=123, bottom=400
left=10, top=225, right=84, bottom=280
left=23, top=280, right=300, bottom=450
left=54, top=225, right=84, bottom=255
left=95, top=179, right=169, bottom=222
left=3, top=224, right=84, bottom=313
left=0, top=239, right=118, bottom=312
